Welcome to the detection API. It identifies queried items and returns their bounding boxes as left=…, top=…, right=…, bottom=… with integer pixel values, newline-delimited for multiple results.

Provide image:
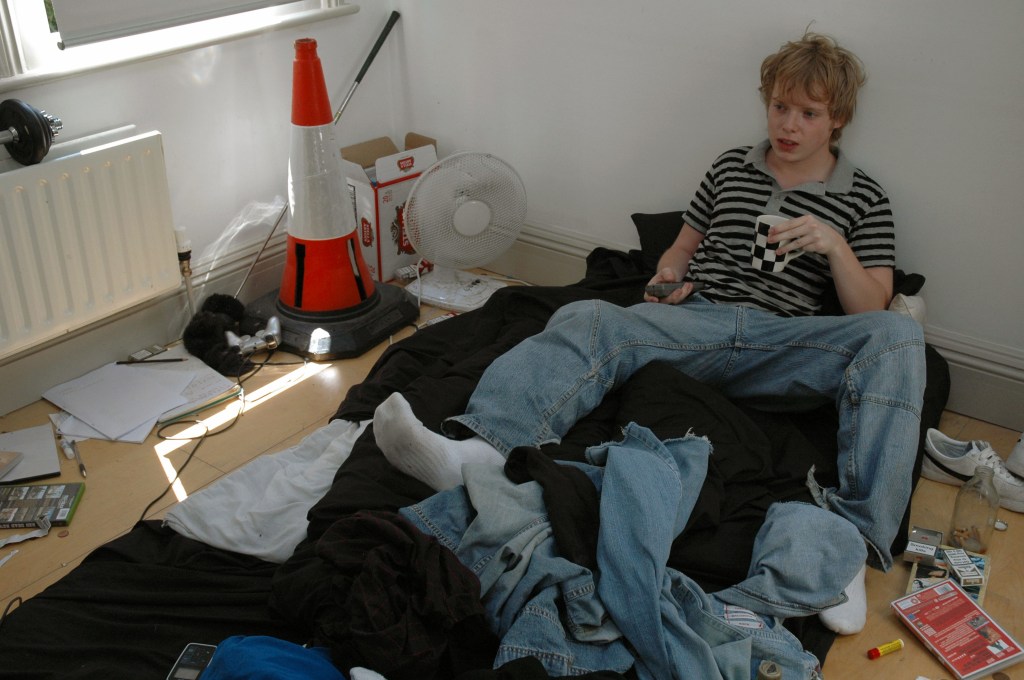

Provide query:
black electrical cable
left=136, top=348, right=309, bottom=523
left=0, top=596, right=22, bottom=633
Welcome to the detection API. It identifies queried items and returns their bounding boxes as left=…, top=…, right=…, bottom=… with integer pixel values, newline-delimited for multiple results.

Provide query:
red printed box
left=340, top=133, right=437, bottom=282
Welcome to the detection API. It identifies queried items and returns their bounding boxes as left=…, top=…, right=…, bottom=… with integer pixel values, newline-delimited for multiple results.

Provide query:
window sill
left=0, top=3, right=358, bottom=95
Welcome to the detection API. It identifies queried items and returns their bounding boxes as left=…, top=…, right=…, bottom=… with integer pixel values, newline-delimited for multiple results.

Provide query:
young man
left=374, top=33, right=926, bottom=637
left=649, top=32, right=892, bottom=317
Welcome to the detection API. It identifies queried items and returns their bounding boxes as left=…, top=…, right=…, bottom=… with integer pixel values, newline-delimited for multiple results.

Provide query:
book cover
left=892, top=579, right=1023, bottom=680
left=158, top=383, right=242, bottom=424
left=907, top=546, right=989, bottom=605
left=0, top=482, right=85, bottom=529
left=154, top=349, right=242, bottom=424
left=0, top=424, right=61, bottom=483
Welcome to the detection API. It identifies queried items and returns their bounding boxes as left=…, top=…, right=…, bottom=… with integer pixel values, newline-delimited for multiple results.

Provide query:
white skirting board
left=926, top=328, right=1024, bottom=432
left=0, top=239, right=285, bottom=417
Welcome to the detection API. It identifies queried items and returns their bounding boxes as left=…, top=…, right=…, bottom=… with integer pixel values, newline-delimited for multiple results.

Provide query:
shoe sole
left=999, top=497, right=1024, bottom=513
left=922, top=452, right=1024, bottom=514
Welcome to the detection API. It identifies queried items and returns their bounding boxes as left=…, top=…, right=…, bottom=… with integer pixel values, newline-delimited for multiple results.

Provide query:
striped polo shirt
left=683, top=141, right=895, bottom=317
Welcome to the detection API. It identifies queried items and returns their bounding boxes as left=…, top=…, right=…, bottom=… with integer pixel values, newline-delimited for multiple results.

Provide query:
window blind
left=50, top=0, right=299, bottom=48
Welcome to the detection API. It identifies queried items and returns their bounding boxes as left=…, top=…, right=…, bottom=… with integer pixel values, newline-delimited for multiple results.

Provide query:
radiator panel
left=0, top=131, right=178, bottom=361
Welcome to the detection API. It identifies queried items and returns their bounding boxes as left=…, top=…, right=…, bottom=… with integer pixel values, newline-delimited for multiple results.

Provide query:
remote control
left=167, top=642, right=217, bottom=680
left=645, top=281, right=705, bottom=297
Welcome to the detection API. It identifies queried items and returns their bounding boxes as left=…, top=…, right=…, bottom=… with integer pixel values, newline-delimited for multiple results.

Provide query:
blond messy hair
left=759, top=32, right=866, bottom=143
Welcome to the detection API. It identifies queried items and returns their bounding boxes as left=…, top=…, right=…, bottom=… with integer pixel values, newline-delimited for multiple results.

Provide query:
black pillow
left=630, top=211, right=683, bottom=272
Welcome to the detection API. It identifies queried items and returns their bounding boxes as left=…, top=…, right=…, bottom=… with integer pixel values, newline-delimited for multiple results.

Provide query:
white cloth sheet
left=163, top=419, right=368, bottom=563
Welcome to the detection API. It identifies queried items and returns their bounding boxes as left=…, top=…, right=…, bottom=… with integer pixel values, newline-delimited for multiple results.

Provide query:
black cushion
left=629, top=211, right=683, bottom=272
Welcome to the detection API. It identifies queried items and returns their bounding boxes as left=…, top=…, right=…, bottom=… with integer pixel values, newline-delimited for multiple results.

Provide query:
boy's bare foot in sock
left=819, top=563, right=867, bottom=635
left=373, top=392, right=505, bottom=491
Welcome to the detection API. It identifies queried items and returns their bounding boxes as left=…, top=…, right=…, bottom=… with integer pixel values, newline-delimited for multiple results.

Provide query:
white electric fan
left=403, top=152, right=527, bottom=312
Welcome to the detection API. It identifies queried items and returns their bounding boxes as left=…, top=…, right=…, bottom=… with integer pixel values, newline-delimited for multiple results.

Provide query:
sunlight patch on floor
left=151, top=360, right=333, bottom=501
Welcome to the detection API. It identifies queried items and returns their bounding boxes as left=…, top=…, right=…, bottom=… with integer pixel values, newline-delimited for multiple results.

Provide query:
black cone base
left=243, top=283, right=418, bottom=361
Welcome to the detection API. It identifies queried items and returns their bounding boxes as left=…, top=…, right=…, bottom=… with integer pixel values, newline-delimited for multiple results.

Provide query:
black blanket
left=0, top=251, right=949, bottom=679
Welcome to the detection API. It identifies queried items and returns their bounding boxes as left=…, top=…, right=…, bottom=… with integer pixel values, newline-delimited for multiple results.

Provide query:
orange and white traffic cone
left=243, top=35, right=417, bottom=360
left=278, top=37, right=375, bottom=313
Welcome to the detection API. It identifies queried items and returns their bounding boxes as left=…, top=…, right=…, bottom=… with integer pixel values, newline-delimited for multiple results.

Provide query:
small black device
left=645, top=281, right=705, bottom=298
left=167, top=642, right=217, bottom=680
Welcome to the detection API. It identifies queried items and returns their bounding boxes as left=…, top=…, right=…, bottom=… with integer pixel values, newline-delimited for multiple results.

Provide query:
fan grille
left=405, top=152, right=527, bottom=269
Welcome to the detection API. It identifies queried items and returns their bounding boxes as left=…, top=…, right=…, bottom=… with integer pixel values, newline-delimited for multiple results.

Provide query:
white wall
left=389, top=0, right=1024, bottom=428
left=2, top=1, right=1022, bottom=428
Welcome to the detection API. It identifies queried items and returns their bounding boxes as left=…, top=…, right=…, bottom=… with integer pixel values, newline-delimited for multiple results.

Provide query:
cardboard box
left=943, top=547, right=986, bottom=587
left=904, top=526, right=943, bottom=566
left=341, top=133, right=437, bottom=282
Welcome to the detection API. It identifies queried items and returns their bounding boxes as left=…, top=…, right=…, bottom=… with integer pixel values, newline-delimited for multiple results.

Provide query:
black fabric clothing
left=0, top=521, right=308, bottom=680
left=0, top=247, right=950, bottom=678
left=504, top=446, right=602, bottom=572
left=312, top=510, right=498, bottom=680
left=273, top=253, right=950, bottom=668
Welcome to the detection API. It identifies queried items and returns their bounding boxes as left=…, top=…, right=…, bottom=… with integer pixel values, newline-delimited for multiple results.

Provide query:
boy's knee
left=548, top=299, right=613, bottom=327
left=879, top=311, right=925, bottom=346
left=858, top=310, right=925, bottom=347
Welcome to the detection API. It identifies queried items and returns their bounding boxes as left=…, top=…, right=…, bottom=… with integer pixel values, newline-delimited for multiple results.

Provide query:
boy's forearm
left=655, top=246, right=691, bottom=281
left=829, top=245, right=894, bottom=314
left=653, top=224, right=705, bottom=281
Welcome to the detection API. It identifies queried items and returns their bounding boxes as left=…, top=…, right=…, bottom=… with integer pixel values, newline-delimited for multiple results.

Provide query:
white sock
left=350, top=668, right=388, bottom=680
left=819, top=563, right=867, bottom=635
left=373, top=392, right=504, bottom=490
left=1007, top=434, right=1024, bottom=477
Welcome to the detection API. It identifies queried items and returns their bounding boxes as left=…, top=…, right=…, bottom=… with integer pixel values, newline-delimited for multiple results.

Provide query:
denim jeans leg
left=710, top=308, right=926, bottom=570
left=810, top=314, right=925, bottom=569
left=445, top=299, right=926, bottom=569
left=445, top=298, right=741, bottom=451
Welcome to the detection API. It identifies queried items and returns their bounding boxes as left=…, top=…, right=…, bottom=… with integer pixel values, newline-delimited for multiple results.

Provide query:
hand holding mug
left=752, top=215, right=803, bottom=273
left=751, top=214, right=839, bottom=272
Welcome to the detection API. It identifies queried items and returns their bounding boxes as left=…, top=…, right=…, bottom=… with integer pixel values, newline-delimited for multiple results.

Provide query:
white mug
left=751, top=214, right=804, bottom=273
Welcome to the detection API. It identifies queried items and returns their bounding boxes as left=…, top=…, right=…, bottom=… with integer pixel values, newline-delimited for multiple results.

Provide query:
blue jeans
left=445, top=298, right=925, bottom=570
left=402, top=424, right=856, bottom=678
left=591, top=424, right=856, bottom=679
left=401, top=455, right=635, bottom=675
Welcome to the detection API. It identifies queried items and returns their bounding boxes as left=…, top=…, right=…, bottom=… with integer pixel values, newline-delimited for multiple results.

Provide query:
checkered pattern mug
left=751, top=215, right=805, bottom=273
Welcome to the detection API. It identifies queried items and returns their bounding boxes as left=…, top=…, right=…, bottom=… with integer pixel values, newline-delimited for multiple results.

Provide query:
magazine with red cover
left=892, top=579, right=1023, bottom=680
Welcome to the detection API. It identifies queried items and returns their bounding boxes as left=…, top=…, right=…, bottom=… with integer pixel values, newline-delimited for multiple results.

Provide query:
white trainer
left=1008, top=434, right=1024, bottom=478
left=922, top=428, right=1024, bottom=513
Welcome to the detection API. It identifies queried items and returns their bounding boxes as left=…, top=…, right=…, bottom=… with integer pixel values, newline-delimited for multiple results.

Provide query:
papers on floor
left=43, top=346, right=240, bottom=444
left=0, top=424, right=61, bottom=483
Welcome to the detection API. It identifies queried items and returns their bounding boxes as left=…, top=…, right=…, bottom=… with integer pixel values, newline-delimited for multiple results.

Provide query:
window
left=0, top=0, right=356, bottom=88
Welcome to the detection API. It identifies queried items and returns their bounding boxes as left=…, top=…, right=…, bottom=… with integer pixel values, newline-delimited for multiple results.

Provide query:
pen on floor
left=70, top=440, right=87, bottom=478
left=116, top=358, right=188, bottom=364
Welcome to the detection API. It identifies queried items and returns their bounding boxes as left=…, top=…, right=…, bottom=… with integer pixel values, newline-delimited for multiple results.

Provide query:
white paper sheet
left=42, top=364, right=192, bottom=440
left=50, top=411, right=152, bottom=445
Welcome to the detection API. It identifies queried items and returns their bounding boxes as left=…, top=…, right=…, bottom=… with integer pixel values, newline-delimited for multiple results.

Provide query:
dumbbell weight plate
left=1, top=98, right=54, bottom=166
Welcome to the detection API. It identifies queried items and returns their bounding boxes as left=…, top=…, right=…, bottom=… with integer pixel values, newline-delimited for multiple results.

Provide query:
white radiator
left=0, top=131, right=179, bottom=361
